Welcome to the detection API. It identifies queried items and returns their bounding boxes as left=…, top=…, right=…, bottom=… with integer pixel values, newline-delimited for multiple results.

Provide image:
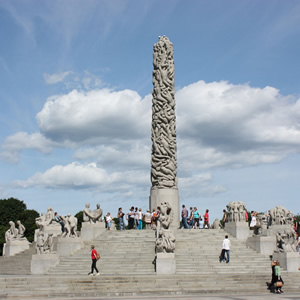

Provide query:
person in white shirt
left=138, top=208, right=144, bottom=230
left=250, top=212, right=257, bottom=229
left=221, top=235, right=231, bottom=263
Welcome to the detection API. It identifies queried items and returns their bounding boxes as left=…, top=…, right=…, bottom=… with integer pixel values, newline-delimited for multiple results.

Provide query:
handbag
left=96, top=253, right=100, bottom=260
left=275, top=281, right=283, bottom=288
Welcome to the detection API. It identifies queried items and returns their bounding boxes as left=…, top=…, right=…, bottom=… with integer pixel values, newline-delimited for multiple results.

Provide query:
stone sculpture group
left=83, top=203, right=103, bottom=223
left=5, top=220, right=27, bottom=242
left=156, top=201, right=176, bottom=253
left=151, top=36, right=178, bottom=190
left=226, top=201, right=247, bottom=222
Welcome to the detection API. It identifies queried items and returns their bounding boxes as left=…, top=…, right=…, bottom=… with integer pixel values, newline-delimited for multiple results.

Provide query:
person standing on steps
left=221, top=235, right=231, bottom=263
left=88, top=245, right=100, bottom=276
left=117, top=208, right=125, bottom=230
left=180, top=204, right=189, bottom=229
left=203, top=209, right=209, bottom=229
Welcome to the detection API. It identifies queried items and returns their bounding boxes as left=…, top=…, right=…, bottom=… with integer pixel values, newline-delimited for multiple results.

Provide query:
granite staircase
left=1, top=228, right=300, bottom=298
left=175, top=229, right=271, bottom=274
left=47, top=229, right=156, bottom=275
left=0, top=242, right=36, bottom=275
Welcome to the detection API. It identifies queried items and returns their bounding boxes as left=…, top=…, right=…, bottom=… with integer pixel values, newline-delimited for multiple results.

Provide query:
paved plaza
left=12, top=293, right=300, bottom=300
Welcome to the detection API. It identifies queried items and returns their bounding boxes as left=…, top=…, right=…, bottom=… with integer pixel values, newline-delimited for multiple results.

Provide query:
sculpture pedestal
left=156, top=253, right=176, bottom=274
left=150, top=188, right=180, bottom=229
left=225, top=222, right=250, bottom=240
left=31, top=254, right=59, bottom=274
left=57, top=237, right=84, bottom=256
left=246, top=235, right=276, bottom=255
left=81, top=222, right=105, bottom=241
left=273, top=252, right=300, bottom=272
left=3, top=239, right=30, bottom=257
left=34, top=224, right=62, bottom=242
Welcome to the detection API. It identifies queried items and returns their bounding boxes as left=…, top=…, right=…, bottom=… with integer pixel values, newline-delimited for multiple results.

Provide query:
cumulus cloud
left=176, top=80, right=300, bottom=170
left=43, top=71, right=72, bottom=84
left=11, top=162, right=149, bottom=192
left=2, top=80, right=300, bottom=190
left=36, top=88, right=151, bottom=144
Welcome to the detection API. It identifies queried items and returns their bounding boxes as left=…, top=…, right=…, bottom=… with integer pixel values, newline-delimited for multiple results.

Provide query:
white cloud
left=0, top=132, right=54, bottom=163
left=176, top=80, right=300, bottom=170
left=11, top=161, right=149, bottom=192
left=36, top=88, right=151, bottom=144
left=43, top=71, right=72, bottom=84
left=2, top=80, right=300, bottom=178
left=74, top=144, right=150, bottom=170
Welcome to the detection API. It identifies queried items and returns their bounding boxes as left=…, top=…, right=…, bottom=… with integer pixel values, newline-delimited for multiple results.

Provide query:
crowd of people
left=104, top=205, right=212, bottom=231
left=105, top=206, right=162, bottom=230
left=179, top=205, right=210, bottom=229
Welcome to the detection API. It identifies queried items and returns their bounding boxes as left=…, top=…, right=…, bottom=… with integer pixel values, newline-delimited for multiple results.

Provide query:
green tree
left=0, top=198, right=39, bottom=255
left=74, top=211, right=83, bottom=232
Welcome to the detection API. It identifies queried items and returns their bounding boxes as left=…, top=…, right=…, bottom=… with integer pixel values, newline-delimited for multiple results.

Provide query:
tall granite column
left=149, top=36, right=179, bottom=228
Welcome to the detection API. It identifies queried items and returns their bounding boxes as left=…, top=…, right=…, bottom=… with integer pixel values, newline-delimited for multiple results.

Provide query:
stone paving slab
left=6, top=293, right=299, bottom=300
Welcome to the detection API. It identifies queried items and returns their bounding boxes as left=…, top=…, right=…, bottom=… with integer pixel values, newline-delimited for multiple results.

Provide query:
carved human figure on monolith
left=151, top=36, right=177, bottom=189
left=155, top=201, right=176, bottom=253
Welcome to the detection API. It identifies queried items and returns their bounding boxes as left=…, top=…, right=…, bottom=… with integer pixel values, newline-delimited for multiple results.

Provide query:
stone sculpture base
left=272, top=252, right=300, bottom=272
left=3, top=239, right=30, bottom=257
left=246, top=235, right=276, bottom=255
left=268, top=224, right=294, bottom=235
left=150, top=188, right=179, bottom=228
left=57, top=237, right=84, bottom=256
left=156, top=253, right=176, bottom=274
left=34, top=224, right=62, bottom=242
left=81, top=222, right=106, bottom=241
left=31, top=254, right=59, bottom=274
left=225, top=222, right=250, bottom=240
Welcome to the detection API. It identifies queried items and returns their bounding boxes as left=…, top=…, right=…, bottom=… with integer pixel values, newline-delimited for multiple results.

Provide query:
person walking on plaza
left=192, top=207, right=200, bottom=229
left=88, top=245, right=100, bottom=276
left=128, top=206, right=135, bottom=229
left=180, top=204, right=189, bottom=229
left=204, top=209, right=209, bottom=229
left=221, top=235, right=231, bottom=263
left=144, top=209, right=152, bottom=229
left=138, top=208, right=144, bottom=230
left=134, top=207, right=139, bottom=229
left=188, top=206, right=194, bottom=228
left=151, top=208, right=157, bottom=230
left=105, top=212, right=112, bottom=230
left=117, top=208, right=125, bottom=230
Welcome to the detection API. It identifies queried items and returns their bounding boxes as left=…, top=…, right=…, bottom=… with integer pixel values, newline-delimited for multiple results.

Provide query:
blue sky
left=1, top=0, right=300, bottom=223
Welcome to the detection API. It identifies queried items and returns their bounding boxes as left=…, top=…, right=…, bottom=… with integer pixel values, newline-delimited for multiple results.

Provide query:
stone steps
left=1, top=228, right=300, bottom=297
left=47, top=229, right=156, bottom=275
left=0, top=272, right=300, bottom=298
left=175, top=229, right=271, bottom=275
left=0, top=243, right=36, bottom=275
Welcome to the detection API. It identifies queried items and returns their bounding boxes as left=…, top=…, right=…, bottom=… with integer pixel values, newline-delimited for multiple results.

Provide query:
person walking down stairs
left=88, top=245, right=100, bottom=276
